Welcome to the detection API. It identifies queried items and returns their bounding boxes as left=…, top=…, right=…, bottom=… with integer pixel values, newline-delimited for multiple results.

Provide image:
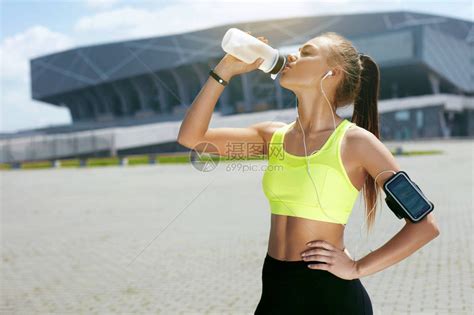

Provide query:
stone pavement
left=1, top=139, right=472, bottom=314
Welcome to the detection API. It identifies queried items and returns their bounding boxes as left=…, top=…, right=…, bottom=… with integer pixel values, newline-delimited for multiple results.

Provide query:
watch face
left=385, top=173, right=432, bottom=219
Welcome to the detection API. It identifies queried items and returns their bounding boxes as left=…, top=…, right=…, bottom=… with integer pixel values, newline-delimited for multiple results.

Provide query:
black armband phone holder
left=382, top=171, right=434, bottom=223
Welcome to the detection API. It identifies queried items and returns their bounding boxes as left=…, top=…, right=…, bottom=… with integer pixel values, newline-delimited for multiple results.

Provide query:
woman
left=177, top=31, right=440, bottom=314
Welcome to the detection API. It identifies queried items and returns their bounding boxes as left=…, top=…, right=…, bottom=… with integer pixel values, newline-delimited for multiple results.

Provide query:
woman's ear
left=333, top=67, right=343, bottom=78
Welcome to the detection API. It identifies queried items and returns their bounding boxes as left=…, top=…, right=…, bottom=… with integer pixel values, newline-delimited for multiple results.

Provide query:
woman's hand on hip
left=301, top=240, right=360, bottom=280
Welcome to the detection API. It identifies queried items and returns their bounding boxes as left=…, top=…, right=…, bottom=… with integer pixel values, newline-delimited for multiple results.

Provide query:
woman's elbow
left=405, top=213, right=440, bottom=238
left=177, top=136, right=195, bottom=149
left=177, top=127, right=204, bottom=149
left=421, top=213, right=441, bottom=238
left=431, top=223, right=440, bottom=238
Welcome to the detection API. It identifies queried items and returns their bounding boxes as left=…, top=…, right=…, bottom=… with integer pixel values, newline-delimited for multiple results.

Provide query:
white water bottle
left=221, top=28, right=287, bottom=80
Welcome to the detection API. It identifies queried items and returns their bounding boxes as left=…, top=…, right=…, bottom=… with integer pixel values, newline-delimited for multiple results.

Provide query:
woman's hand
left=301, top=240, right=360, bottom=280
left=214, top=31, right=268, bottom=79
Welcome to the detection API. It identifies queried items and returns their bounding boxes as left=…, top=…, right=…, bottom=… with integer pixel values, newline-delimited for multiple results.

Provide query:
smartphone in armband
left=383, top=171, right=434, bottom=223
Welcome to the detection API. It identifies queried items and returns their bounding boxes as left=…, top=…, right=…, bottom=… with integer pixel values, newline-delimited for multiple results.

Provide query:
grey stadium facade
left=1, top=10, right=473, bottom=163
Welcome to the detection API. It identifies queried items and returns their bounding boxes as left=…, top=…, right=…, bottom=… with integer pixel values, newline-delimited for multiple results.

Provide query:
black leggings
left=254, top=253, right=373, bottom=315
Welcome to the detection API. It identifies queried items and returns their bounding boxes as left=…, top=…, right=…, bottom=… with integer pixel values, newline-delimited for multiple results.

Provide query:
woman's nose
left=287, top=53, right=297, bottom=62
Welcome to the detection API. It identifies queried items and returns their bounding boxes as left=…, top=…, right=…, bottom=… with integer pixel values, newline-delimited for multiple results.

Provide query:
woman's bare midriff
left=264, top=123, right=365, bottom=262
left=267, top=214, right=346, bottom=261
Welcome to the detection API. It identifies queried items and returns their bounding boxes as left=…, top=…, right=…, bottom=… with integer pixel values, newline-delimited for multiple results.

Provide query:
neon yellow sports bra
left=262, top=118, right=359, bottom=224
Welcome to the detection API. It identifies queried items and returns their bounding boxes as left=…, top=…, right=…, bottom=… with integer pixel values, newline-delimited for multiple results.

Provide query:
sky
left=1, top=0, right=472, bottom=133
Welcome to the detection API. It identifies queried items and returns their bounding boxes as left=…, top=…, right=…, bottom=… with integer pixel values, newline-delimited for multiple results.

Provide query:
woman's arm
left=177, top=36, right=282, bottom=158
left=177, top=60, right=234, bottom=149
left=177, top=61, right=267, bottom=157
left=348, top=127, right=441, bottom=279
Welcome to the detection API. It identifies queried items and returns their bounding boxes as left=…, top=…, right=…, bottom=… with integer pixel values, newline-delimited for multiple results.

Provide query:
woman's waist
left=267, top=223, right=345, bottom=262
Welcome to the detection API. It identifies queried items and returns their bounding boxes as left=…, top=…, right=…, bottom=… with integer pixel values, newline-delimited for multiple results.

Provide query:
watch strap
left=209, top=69, right=228, bottom=86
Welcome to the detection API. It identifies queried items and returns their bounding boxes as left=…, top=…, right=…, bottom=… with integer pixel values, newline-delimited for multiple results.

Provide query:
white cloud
left=0, top=25, right=75, bottom=132
left=85, top=0, right=119, bottom=10
left=75, top=6, right=156, bottom=34
left=72, top=2, right=344, bottom=45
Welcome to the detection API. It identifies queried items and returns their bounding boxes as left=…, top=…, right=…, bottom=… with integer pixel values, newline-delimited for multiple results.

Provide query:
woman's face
left=279, top=38, right=332, bottom=90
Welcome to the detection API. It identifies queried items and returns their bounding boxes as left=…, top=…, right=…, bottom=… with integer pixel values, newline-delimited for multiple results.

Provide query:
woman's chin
left=278, top=77, right=291, bottom=89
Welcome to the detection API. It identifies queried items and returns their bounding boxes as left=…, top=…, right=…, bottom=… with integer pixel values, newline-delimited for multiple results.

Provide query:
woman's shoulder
left=345, top=124, right=387, bottom=160
left=346, top=124, right=380, bottom=140
left=256, top=121, right=290, bottom=144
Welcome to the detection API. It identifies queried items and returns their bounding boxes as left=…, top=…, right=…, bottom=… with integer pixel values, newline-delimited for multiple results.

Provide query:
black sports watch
left=209, top=69, right=228, bottom=86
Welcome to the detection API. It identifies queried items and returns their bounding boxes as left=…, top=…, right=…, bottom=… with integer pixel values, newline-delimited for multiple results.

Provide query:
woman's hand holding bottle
left=214, top=31, right=269, bottom=82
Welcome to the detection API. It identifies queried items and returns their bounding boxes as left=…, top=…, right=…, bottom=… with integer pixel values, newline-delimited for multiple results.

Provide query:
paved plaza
left=1, top=139, right=472, bottom=314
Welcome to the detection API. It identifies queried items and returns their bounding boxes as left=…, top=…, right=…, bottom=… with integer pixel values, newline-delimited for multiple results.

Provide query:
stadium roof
left=30, top=10, right=473, bottom=103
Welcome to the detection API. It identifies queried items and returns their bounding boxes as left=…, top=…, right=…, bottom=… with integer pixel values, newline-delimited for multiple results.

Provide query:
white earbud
left=325, top=70, right=333, bottom=77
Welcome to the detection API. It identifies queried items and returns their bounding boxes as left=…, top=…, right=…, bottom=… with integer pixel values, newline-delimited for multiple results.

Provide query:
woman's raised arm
left=177, top=35, right=285, bottom=158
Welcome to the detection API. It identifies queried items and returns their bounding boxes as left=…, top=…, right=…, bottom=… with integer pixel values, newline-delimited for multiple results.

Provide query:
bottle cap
left=270, top=52, right=286, bottom=80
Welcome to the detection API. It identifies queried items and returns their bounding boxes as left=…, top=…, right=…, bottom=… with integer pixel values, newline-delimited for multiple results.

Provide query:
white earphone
left=295, top=69, right=339, bottom=224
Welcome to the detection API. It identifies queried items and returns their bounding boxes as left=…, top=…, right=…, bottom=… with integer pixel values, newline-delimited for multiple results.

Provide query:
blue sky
left=1, top=0, right=472, bottom=133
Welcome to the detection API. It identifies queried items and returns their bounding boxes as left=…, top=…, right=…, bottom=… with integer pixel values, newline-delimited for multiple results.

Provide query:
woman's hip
left=255, top=252, right=373, bottom=314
